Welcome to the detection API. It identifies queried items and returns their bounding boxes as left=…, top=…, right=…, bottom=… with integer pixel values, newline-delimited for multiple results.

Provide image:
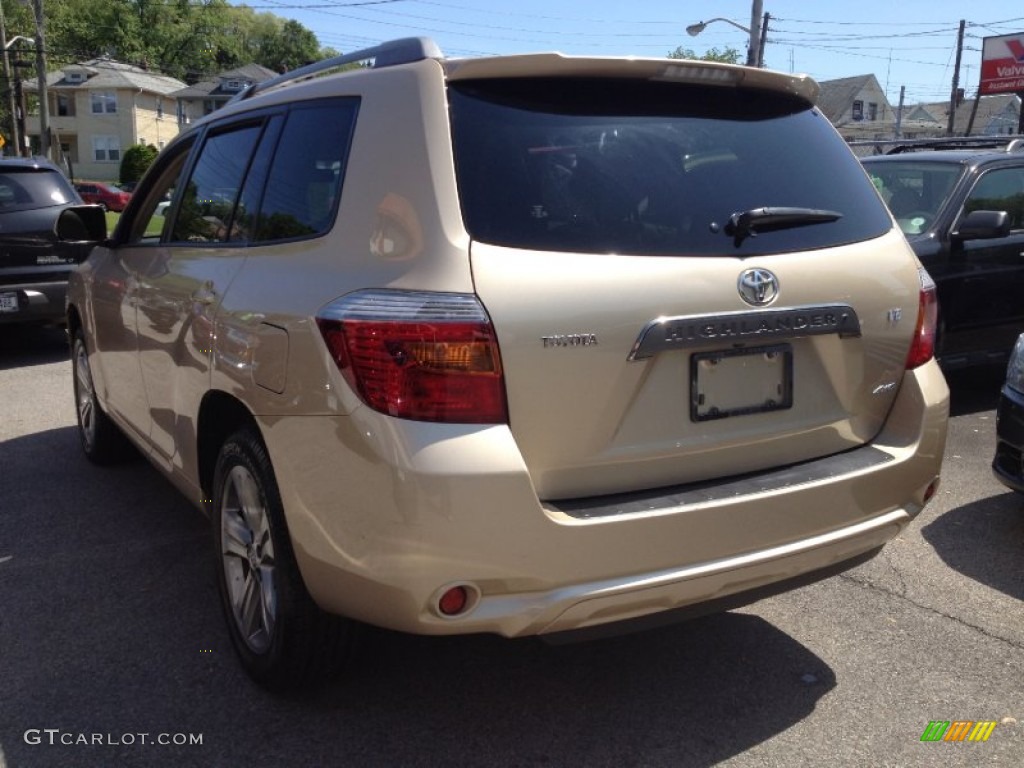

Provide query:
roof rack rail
left=232, top=37, right=443, bottom=104
left=885, top=135, right=1024, bottom=154
left=848, top=135, right=1024, bottom=156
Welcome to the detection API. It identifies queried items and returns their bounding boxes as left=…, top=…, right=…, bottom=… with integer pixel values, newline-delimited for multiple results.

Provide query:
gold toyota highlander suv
left=63, top=38, right=949, bottom=691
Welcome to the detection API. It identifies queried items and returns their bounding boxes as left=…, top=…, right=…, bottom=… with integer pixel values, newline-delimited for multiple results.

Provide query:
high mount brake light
left=906, top=268, right=938, bottom=370
left=317, top=290, right=508, bottom=424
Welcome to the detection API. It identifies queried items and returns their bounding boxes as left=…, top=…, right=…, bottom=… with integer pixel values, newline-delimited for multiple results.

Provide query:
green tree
left=257, top=19, right=321, bottom=73
left=667, top=46, right=742, bottom=64
left=120, top=144, right=159, bottom=184
left=24, top=0, right=333, bottom=84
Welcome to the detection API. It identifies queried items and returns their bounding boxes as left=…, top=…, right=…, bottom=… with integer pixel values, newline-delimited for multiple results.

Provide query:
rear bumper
left=544, top=544, right=884, bottom=643
left=445, top=509, right=906, bottom=637
left=993, top=384, right=1024, bottom=492
left=268, top=360, right=948, bottom=637
left=0, top=279, right=69, bottom=324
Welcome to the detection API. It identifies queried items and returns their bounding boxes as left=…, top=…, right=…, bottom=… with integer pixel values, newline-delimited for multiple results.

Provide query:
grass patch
left=102, top=211, right=166, bottom=238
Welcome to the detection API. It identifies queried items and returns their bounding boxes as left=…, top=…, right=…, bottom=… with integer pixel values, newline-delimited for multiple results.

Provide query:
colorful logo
left=920, top=720, right=997, bottom=742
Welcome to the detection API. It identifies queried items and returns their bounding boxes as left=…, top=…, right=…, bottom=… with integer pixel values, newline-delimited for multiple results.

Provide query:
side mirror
left=952, top=209, right=1011, bottom=241
left=55, top=205, right=108, bottom=242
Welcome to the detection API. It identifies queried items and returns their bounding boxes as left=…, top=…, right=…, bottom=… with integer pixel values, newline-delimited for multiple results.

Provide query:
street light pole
left=3, top=33, right=33, bottom=157
left=747, top=0, right=763, bottom=68
left=685, top=2, right=769, bottom=68
left=0, top=1, right=18, bottom=154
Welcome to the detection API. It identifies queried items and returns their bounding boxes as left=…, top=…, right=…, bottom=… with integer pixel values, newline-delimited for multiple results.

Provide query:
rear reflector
left=906, top=268, right=938, bottom=370
left=317, top=290, right=508, bottom=423
left=438, top=586, right=469, bottom=616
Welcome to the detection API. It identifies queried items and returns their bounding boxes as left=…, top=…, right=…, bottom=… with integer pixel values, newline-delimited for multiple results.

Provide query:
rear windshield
left=0, top=169, right=78, bottom=213
left=450, top=78, right=892, bottom=256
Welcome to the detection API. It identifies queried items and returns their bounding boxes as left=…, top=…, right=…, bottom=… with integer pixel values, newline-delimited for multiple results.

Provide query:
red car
left=74, top=181, right=132, bottom=212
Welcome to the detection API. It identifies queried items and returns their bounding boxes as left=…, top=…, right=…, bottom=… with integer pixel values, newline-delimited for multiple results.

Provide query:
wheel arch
left=197, top=391, right=262, bottom=508
left=66, top=303, right=82, bottom=337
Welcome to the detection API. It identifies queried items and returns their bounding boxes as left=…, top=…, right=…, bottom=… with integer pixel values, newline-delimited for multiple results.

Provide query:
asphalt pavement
left=0, top=326, right=1020, bottom=768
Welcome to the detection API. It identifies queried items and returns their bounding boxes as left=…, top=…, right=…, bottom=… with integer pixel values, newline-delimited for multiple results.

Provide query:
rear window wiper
left=723, top=207, right=842, bottom=246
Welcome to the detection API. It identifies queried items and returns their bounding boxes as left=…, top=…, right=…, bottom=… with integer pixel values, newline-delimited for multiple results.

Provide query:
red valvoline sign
left=980, top=33, right=1024, bottom=95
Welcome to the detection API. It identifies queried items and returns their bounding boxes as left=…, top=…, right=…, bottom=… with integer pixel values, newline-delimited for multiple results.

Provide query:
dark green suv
left=862, top=137, right=1024, bottom=370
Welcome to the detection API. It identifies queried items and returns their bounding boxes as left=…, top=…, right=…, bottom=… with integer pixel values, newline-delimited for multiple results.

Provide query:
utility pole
left=965, top=93, right=981, bottom=136
left=946, top=20, right=965, bottom=137
left=13, top=60, right=25, bottom=156
left=757, top=13, right=770, bottom=68
left=31, top=0, right=48, bottom=158
left=895, top=85, right=905, bottom=139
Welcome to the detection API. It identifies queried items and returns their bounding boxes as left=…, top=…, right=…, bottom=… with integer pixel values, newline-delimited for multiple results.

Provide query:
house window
left=203, top=99, right=217, bottom=116
left=157, top=98, right=164, bottom=119
left=92, top=136, right=121, bottom=162
left=91, top=91, right=117, bottom=114
left=57, top=94, right=74, bottom=117
left=868, top=102, right=878, bottom=121
left=852, top=100, right=864, bottom=121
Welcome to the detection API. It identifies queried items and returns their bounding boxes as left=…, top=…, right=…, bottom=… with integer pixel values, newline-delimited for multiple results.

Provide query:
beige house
left=815, top=74, right=1022, bottom=149
left=171, top=64, right=277, bottom=126
left=902, top=94, right=1021, bottom=137
left=25, top=58, right=187, bottom=181
left=817, top=75, right=894, bottom=141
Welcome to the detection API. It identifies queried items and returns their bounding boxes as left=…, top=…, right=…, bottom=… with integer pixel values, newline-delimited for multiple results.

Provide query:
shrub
left=120, top=144, right=159, bottom=185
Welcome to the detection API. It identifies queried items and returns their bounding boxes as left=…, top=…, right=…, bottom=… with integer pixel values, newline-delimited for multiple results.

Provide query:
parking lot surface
left=0, top=326, right=1021, bottom=767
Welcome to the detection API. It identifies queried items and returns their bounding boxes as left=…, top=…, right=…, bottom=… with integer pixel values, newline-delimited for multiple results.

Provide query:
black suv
left=861, top=137, right=1024, bottom=370
left=0, top=157, right=86, bottom=325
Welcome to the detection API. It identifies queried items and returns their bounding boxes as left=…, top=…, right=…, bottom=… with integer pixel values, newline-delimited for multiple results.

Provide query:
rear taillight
left=316, top=290, right=508, bottom=423
left=906, top=268, right=938, bottom=370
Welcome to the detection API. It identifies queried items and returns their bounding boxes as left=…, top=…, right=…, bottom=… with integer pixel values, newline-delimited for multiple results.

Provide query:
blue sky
left=241, top=1, right=1024, bottom=106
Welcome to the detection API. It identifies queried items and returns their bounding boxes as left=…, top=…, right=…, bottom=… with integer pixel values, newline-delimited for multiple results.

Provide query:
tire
left=71, top=328, right=133, bottom=464
left=213, top=427, right=355, bottom=692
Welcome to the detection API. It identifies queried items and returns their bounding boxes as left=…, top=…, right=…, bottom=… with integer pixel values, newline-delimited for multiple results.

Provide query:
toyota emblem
left=737, top=268, right=779, bottom=306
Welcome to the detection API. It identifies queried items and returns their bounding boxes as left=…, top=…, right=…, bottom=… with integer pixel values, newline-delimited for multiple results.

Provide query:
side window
left=964, top=168, right=1024, bottom=230
left=123, top=139, right=195, bottom=243
left=229, top=115, right=283, bottom=243
left=170, top=123, right=263, bottom=244
left=252, top=100, right=359, bottom=243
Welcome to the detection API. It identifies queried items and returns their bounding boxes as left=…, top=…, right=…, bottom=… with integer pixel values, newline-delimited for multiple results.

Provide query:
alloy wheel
left=74, top=341, right=96, bottom=452
left=220, top=465, right=278, bottom=654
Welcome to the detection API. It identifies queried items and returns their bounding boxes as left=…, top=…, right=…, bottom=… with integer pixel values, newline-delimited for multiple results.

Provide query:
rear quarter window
left=252, top=99, right=359, bottom=243
left=450, top=78, right=892, bottom=256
